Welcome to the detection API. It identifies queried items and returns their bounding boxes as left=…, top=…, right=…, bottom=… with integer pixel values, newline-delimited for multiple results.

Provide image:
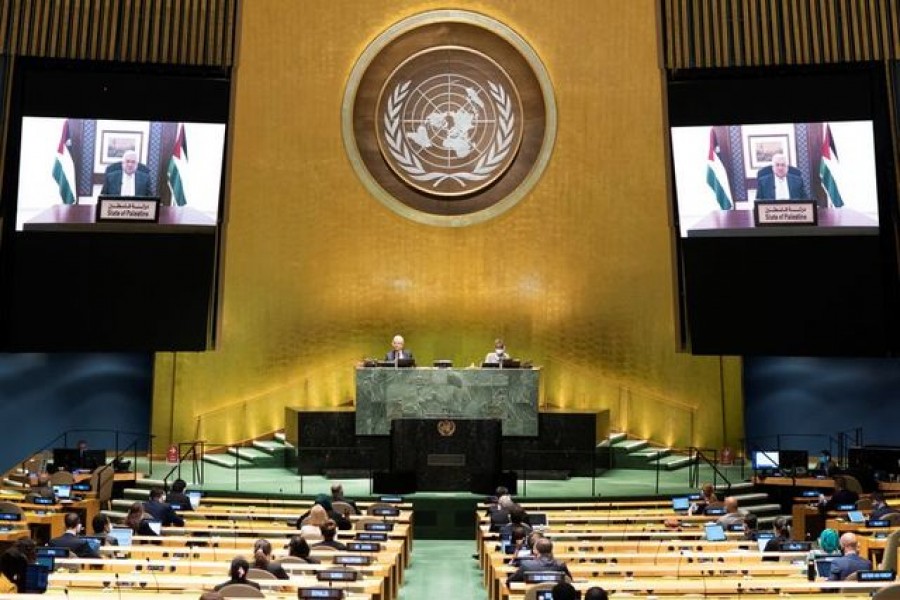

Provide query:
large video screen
left=671, top=120, right=879, bottom=237
left=16, top=117, right=225, bottom=230
left=667, top=63, right=900, bottom=356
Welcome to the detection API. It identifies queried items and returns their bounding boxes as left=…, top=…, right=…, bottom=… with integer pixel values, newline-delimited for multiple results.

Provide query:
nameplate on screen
left=96, top=197, right=160, bottom=223
left=754, top=200, right=818, bottom=227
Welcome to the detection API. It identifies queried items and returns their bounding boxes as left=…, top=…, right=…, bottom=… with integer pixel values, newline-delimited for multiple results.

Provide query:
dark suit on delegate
left=166, top=492, right=194, bottom=511
left=828, top=552, right=871, bottom=580
left=100, top=166, right=153, bottom=196
left=506, top=555, right=571, bottom=584
left=385, top=350, right=414, bottom=361
left=143, top=499, right=184, bottom=527
left=755, top=172, right=806, bottom=200
left=870, top=504, right=898, bottom=520
left=48, top=532, right=100, bottom=558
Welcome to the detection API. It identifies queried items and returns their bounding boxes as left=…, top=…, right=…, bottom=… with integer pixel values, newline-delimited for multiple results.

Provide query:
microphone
left=145, top=558, right=160, bottom=594
left=114, top=573, right=122, bottom=600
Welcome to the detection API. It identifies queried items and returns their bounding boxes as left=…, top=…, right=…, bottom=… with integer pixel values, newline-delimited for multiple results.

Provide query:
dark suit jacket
left=48, top=532, right=100, bottom=558
left=385, top=349, right=414, bottom=361
left=312, top=539, right=347, bottom=551
left=100, top=169, right=153, bottom=196
left=143, top=499, right=184, bottom=527
left=828, top=552, right=871, bottom=580
left=506, top=555, right=571, bottom=584
left=756, top=172, right=806, bottom=200
left=870, top=504, right=897, bottom=520
left=166, top=492, right=194, bottom=511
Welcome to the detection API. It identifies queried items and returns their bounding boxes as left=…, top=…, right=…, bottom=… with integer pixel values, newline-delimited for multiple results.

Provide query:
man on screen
left=100, top=150, right=153, bottom=196
left=755, top=153, right=806, bottom=200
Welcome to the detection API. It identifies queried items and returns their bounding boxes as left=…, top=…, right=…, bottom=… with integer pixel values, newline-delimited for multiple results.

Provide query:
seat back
left=874, top=583, right=900, bottom=600
left=89, top=466, right=115, bottom=508
left=49, top=471, right=75, bottom=486
left=246, top=567, right=277, bottom=580
left=332, top=500, right=357, bottom=516
left=842, top=475, right=864, bottom=495
left=215, top=583, right=266, bottom=598
left=880, top=529, right=900, bottom=571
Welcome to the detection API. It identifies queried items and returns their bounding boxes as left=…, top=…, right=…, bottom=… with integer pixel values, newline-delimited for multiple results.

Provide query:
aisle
left=397, top=539, right=487, bottom=600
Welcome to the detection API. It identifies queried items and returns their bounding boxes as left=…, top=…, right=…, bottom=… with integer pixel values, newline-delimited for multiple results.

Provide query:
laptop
left=672, top=497, right=690, bottom=512
left=108, top=527, right=133, bottom=546
left=52, top=484, right=72, bottom=501
left=757, top=532, right=775, bottom=552
left=528, top=512, right=549, bottom=528
left=35, top=554, right=55, bottom=571
left=815, top=558, right=834, bottom=578
left=187, top=491, right=202, bottom=509
left=847, top=510, right=866, bottom=524
left=24, top=564, right=49, bottom=593
left=704, top=523, right=727, bottom=542
left=147, top=520, right=162, bottom=535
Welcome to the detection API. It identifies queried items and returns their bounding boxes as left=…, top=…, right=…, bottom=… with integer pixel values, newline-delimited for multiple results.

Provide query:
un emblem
left=343, top=10, right=556, bottom=226
left=379, top=48, right=523, bottom=196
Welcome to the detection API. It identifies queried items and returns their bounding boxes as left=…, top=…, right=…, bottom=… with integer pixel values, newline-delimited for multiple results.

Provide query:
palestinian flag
left=167, top=123, right=189, bottom=206
left=51, top=120, right=77, bottom=204
left=706, top=128, right=733, bottom=210
left=819, top=124, right=845, bottom=208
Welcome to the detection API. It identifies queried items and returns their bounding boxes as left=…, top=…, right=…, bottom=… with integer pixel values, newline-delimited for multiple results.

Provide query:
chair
left=278, top=556, right=306, bottom=564
left=89, top=465, right=115, bottom=510
left=0, top=502, right=23, bottom=516
left=857, top=497, right=873, bottom=511
left=523, top=582, right=556, bottom=600
left=842, top=475, right=864, bottom=495
left=884, top=513, right=900, bottom=527
left=246, top=568, right=277, bottom=581
left=215, top=583, right=266, bottom=598
left=874, top=583, right=900, bottom=600
left=49, top=470, right=75, bottom=486
left=879, top=529, right=900, bottom=571
left=332, top=500, right=358, bottom=516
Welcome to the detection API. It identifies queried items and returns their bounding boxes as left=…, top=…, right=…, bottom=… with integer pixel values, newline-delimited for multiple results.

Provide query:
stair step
left=597, top=432, right=628, bottom=448
left=123, top=488, right=151, bottom=500
left=743, top=502, right=782, bottom=515
left=650, top=455, right=696, bottom=470
left=203, top=453, right=254, bottom=469
left=732, top=492, right=770, bottom=504
left=252, top=440, right=290, bottom=454
left=611, top=440, right=649, bottom=454
left=274, top=431, right=287, bottom=443
left=228, top=447, right=270, bottom=460
left=631, top=448, right=671, bottom=459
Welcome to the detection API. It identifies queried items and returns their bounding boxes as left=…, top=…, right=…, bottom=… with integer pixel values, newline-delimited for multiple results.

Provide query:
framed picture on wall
left=99, top=130, right=143, bottom=164
left=741, top=123, right=796, bottom=177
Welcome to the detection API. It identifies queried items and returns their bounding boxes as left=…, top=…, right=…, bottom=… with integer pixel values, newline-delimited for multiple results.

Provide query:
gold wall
left=151, top=0, right=744, bottom=452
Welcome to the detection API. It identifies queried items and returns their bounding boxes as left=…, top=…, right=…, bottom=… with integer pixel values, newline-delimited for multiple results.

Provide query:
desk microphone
left=145, top=558, right=160, bottom=593
left=114, top=573, right=122, bottom=600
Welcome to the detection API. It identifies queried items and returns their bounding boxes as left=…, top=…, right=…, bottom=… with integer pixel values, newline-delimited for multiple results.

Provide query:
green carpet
left=397, top=540, right=485, bottom=600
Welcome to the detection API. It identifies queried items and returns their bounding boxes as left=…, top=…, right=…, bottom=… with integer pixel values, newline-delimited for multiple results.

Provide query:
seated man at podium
left=484, top=338, right=508, bottom=364
left=100, top=150, right=153, bottom=197
left=755, top=153, right=806, bottom=200
left=385, top=334, right=413, bottom=362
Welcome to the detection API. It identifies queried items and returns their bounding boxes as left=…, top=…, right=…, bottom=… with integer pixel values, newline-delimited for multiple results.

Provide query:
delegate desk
left=686, top=207, right=879, bottom=237
left=355, top=366, right=540, bottom=436
left=23, top=204, right=216, bottom=233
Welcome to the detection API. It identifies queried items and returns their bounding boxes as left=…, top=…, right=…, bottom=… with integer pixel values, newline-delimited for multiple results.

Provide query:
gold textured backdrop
left=151, top=0, right=743, bottom=453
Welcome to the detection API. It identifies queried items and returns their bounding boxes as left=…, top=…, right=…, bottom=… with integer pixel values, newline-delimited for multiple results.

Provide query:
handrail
left=688, top=447, right=731, bottom=492
left=15, top=428, right=153, bottom=476
left=160, top=440, right=206, bottom=489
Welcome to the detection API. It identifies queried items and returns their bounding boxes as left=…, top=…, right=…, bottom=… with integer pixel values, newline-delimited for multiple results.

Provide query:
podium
left=390, top=418, right=501, bottom=493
